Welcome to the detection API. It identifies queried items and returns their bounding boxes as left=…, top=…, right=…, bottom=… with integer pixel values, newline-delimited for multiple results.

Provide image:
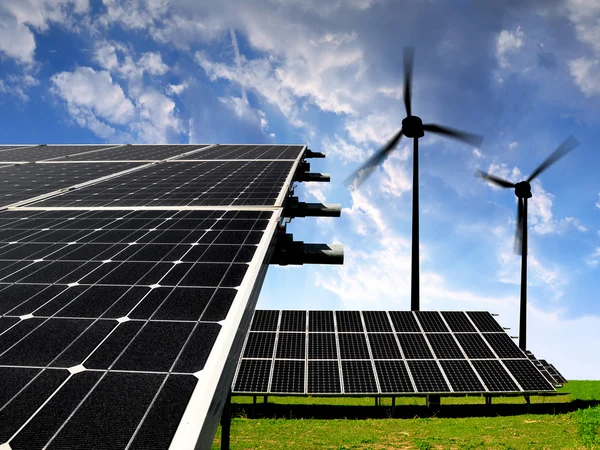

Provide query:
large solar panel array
left=0, top=144, right=306, bottom=449
left=232, top=310, right=557, bottom=396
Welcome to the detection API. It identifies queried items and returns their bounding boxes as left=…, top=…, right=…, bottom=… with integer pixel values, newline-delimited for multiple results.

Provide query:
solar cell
left=338, top=333, right=370, bottom=359
left=439, top=360, right=485, bottom=392
left=275, top=333, right=305, bottom=359
left=271, top=360, right=305, bottom=393
left=243, top=333, right=276, bottom=358
left=407, top=360, right=450, bottom=392
left=471, top=360, right=519, bottom=392
left=341, top=360, right=378, bottom=393
left=426, top=333, right=464, bottom=359
left=389, top=311, right=420, bottom=332
left=502, top=359, right=554, bottom=391
left=362, top=311, right=392, bottom=332
left=63, top=144, right=208, bottom=161
left=177, top=144, right=303, bottom=160
left=454, top=333, right=495, bottom=359
left=234, top=359, right=272, bottom=392
left=396, top=333, right=434, bottom=359
left=546, top=364, right=567, bottom=384
left=367, top=333, right=402, bottom=359
left=33, top=161, right=295, bottom=208
left=307, top=333, right=337, bottom=359
left=308, top=360, right=341, bottom=394
left=467, top=311, right=505, bottom=332
left=335, top=310, right=363, bottom=332
left=0, top=162, right=143, bottom=207
left=414, top=311, right=449, bottom=332
left=280, top=310, right=306, bottom=332
left=440, top=311, right=476, bottom=332
left=309, top=311, right=334, bottom=332
left=250, top=310, right=279, bottom=331
left=0, top=145, right=119, bottom=162
left=482, top=333, right=525, bottom=359
left=375, top=360, right=415, bottom=393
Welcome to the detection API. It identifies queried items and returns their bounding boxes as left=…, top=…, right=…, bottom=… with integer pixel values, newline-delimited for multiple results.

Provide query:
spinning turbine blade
left=403, top=47, right=414, bottom=117
left=527, top=135, right=580, bottom=182
left=475, top=170, right=515, bottom=188
left=423, top=123, right=484, bottom=147
left=345, top=129, right=403, bottom=189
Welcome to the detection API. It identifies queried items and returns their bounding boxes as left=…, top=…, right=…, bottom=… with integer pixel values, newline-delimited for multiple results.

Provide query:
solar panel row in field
left=0, top=144, right=308, bottom=450
left=232, top=310, right=556, bottom=395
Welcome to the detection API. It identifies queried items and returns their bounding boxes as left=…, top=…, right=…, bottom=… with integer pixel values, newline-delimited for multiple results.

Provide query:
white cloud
left=321, top=135, right=369, bottom=165
left=345, top=113, right=402, bottom=145
left=304, top=183, right=327, bottom=203
left=132, top=89, right=182, bottom=143
left=566, top=0, right=600, bottom=54
left=218, top=95, right=269, bottom=132
left=0, top=0, right=89, bottom=64
left=587, top=247, right=600, bottom=266
left=496, top=26, right=525, bottom=69
left=509, top=141, right=519, bottom=149
left=379, top=146, right=412, bottom=197
left=138, top=52, right=169, bottom=75
left=596, top=193, right=600, bottom=209
left=472, top=148, right=482, bottom=158
left=0, top=73, right=38, bottom=101
left=50, top=67, right=135, bottom=125
left=166, top=82, right=188, bottom=96
left=568, top=57, right=600, bottom=97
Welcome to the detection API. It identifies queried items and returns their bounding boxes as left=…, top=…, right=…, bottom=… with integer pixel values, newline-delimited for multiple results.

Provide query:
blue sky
left=0, top=0, right=599, bottom=379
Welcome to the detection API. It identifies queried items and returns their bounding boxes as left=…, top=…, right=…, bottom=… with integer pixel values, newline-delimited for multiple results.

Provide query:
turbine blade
left=345, top=129, right=403, bottom=189
left=475, top=170, right=515, bottom=188
left=527, top=135, right=580, bottom=182
left=403, top=47, right=414, bottom=117
left=514, top=198, right=524, bottom=255
left=423, top=123, right=484, bottom=147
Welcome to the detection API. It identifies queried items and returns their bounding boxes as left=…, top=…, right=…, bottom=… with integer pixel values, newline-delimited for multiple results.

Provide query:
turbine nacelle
left=401, top=116, right=425, bottom=138
left=514, top=181, right=532, bottom=199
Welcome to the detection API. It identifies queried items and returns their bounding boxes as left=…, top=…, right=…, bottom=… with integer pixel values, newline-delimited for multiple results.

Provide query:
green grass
left=211, top=381, right=600, bottom=449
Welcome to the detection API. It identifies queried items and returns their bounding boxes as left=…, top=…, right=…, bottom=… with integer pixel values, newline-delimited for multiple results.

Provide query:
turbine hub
left=402, top=115, right=424, bottom=138
left=515, top=181, right=532, bottom=199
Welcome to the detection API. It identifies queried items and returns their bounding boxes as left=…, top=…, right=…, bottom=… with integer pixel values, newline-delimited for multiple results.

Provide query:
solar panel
left=338, top=333, right=370, bottom=359
left=546, top=363, right=567, bottom=384
left=335, top=310, right=363, bottom=332
left=341, top=360, right=378, bottom=393
left=389, top=311, right=420, bottom=332
left=271, top=360, right=305, bottom=393
left=471, top=360, right=519, bottom=392
left=440, top=311, right=476, bottom=332
left=275, top=333, right=305, bottom=359
left=396, top=333, right=434, bottom=359
left=467, top=311, right=505, bottom=332
left=33, top=161, right=295, bottom=208
left=439, top=360, right=484, bottom=392
left=414, top=311, right=449, bottom=332
left=309, top=311, right=334, bottom=332
left=0, top=145, right=119, bottom=162
left=243, top=333, right=276, bottom=358
left=482, top=333, right=526, bottom=359
left=502, top=359, right=554, bottom=391
left=375, top=360, right=414, bottom=393
left=0, top=162, right=143, bottom=207
left=63, top=144, right=208, bottom=161
left=454, top=333, right=495, bottom=359
left=250, top=310, right=279, bottom=331
left=407, top=360, right=451, bottom=393
left=308, top=333, right=337, bottom=359
left=280, top=310, right=306, bottom=332
left=233, top=310, right=559, bottom=397
left=176, top=144, right=303, bottom=160
left=368, top=333, right=402, bottom=359
left=426, top=333, right=464, bottom=359
left=363, top=311, right=392, bottom=332
left=307, top=360, right=341, bottom=394
left=1, top=143, right=307, bottom=448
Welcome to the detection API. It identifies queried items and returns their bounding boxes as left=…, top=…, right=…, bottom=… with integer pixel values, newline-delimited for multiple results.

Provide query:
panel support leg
left=252, top=395, right=256, bottom=418
left=264, top=395, right=268, bottom=404
left=485, top=396, right=492, bottom=406
left=391, top=396, right=396, bottom=417
left=426, top=394, right=440, bottom=409
left=221, top=391, right=232, bottom=450
left=525, top=394, right=530, bottom=412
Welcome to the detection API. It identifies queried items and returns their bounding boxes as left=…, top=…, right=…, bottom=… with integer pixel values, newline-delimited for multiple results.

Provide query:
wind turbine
left=476, top=135, right=579, bottom=350
left=346, top=47, right=484, bottom=311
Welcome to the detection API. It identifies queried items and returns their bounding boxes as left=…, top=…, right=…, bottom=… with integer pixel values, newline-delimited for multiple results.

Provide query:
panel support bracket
left=270, top=232, right=343, bottom=265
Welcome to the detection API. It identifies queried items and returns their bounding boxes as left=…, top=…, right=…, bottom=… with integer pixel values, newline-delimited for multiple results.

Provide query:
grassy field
left=211, top=380, right=600, bottom=449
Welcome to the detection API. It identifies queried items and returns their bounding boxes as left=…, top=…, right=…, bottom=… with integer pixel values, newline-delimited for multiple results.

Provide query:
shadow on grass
left=232, top=399, right=600, bottom=420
